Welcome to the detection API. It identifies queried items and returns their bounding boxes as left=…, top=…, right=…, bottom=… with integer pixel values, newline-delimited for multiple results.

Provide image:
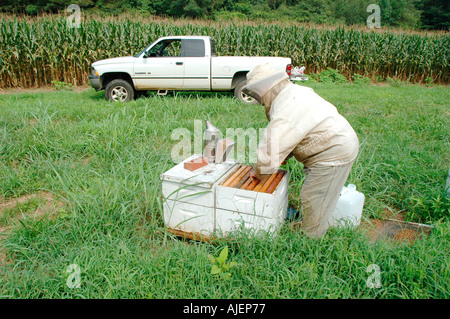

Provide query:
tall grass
left=0, top=15, right=448, bottom=88
left=0, top=84, right=449, bottom=298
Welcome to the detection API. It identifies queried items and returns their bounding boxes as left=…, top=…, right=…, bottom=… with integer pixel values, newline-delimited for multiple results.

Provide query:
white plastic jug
left=329, top=184, right=365, bottom=228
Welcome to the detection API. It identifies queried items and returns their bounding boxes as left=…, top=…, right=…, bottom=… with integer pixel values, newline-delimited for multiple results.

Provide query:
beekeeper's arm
left=253, top=117, right=305, bottom=179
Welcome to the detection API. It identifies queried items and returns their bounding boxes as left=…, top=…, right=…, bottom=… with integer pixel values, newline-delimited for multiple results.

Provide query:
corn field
left=0, top=16, right=448, bottom=88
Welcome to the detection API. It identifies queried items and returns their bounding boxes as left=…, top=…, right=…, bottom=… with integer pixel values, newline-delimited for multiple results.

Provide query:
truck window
left=148, top=40, right=181, bottom=57
left=210, top=39, right=217, bottom=57
left=180, top=39, right=205, bottom=57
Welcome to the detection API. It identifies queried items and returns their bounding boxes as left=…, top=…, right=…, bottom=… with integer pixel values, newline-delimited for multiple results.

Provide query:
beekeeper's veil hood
left=242, top=63, right=289, bottom=105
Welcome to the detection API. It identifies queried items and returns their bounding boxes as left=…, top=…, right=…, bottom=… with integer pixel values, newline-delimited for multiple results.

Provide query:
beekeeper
left=243, top=63, right=360, bottom=238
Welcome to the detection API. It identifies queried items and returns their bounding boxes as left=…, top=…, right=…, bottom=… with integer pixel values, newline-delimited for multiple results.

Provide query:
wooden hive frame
left=221, top=165, right=285, bottom=194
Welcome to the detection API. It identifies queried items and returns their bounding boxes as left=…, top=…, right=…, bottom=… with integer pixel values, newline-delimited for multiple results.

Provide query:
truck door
left=133, top=39, right=185, bottom=90
left=181, top=39, right=210, bottom=90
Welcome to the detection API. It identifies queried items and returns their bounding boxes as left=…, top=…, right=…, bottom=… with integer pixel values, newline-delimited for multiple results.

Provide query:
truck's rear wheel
left=234, top=79, right=257, bottom=105
left=105, top=79, right=134, bottom=102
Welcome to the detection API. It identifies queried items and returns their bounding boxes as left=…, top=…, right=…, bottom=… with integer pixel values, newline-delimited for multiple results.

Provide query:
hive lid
left=161, top=154, right=237, bottom=188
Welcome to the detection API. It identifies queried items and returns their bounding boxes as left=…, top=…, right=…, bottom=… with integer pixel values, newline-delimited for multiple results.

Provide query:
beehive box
left=160, top=155, right=237, bottom=235
left=215, top=165, right=289, bottom=234
left=160, top=158, right=289, bottom=236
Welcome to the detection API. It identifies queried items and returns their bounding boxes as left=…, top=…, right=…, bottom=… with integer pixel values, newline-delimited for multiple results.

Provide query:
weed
left=408, top=190, right=450, bottom=223
left=306, top=73, right=319, bottom=82
left=208, top=246, right=237, bottom=279
left=318, top=68, right=348, bottom=84
left=425, top=76, right=434, bottom=87
left=51, top=80, right=73, bottom=91
left=375, top=75, right=384, bottom=83
left=386, top=76, right=404, bottom=87
left=352, top=74, right=372, bottom=85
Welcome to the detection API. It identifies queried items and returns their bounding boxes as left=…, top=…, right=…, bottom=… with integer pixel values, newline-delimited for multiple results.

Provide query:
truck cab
left=133, top=36, right=213, bottom=91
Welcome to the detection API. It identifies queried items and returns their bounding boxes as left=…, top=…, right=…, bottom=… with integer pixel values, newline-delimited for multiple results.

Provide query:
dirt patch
left=392, top=228, right=419, bottom=243
left=0, top=191, right=61, bottom=214
left=358, top=206, right=434, bottom=244
left=283, top=205, right=431, bottom=244
left=0, top=191, right=65, bottom=266
left=360, top=217, right=433, bottom=244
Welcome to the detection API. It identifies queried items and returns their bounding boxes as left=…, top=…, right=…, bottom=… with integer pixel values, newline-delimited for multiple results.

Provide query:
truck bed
left=211, top=56, right=292, bottom=90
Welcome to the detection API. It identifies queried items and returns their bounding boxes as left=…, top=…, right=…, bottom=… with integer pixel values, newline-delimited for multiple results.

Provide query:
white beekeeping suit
left=243, top=63, right=360, bottom=238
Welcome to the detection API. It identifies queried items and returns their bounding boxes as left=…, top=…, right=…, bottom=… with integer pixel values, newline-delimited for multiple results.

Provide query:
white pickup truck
left=88, top=36, right=292, bottom=104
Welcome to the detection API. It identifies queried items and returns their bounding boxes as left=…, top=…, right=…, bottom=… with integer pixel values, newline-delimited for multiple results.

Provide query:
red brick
left=184, top=156, right=209, bottom=171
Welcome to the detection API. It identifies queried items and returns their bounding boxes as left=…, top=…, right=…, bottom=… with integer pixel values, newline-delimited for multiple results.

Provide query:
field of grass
left=0, top=81, right=449, bottom=298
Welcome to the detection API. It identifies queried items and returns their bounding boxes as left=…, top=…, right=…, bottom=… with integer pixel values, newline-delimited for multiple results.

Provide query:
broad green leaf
left=207, top=254, right=216, bottom=264
left=211, top=264, right=221, bottom=275
left=217, top=246, right=228, bottom=265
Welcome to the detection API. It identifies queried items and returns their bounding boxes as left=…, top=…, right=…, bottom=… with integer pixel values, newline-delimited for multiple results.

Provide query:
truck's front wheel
left=234, top=79, right=257, bottom=105
left=105, top=79, right=135, bottom=102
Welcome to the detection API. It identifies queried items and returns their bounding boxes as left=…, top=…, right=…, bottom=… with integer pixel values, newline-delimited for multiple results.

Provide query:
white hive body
left=215, top=171, right=289, bottom=234
left=160, top=155, right=289, bottom=236
left=161, top=155, right=236, bottom=234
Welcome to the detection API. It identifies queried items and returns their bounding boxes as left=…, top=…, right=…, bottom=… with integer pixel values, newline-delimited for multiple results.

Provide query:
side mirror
left=143, top=51, right=149, bottom=58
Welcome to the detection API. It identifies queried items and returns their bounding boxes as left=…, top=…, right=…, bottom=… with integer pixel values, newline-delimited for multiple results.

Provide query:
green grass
left=0, top=82, right=449, bottom=298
